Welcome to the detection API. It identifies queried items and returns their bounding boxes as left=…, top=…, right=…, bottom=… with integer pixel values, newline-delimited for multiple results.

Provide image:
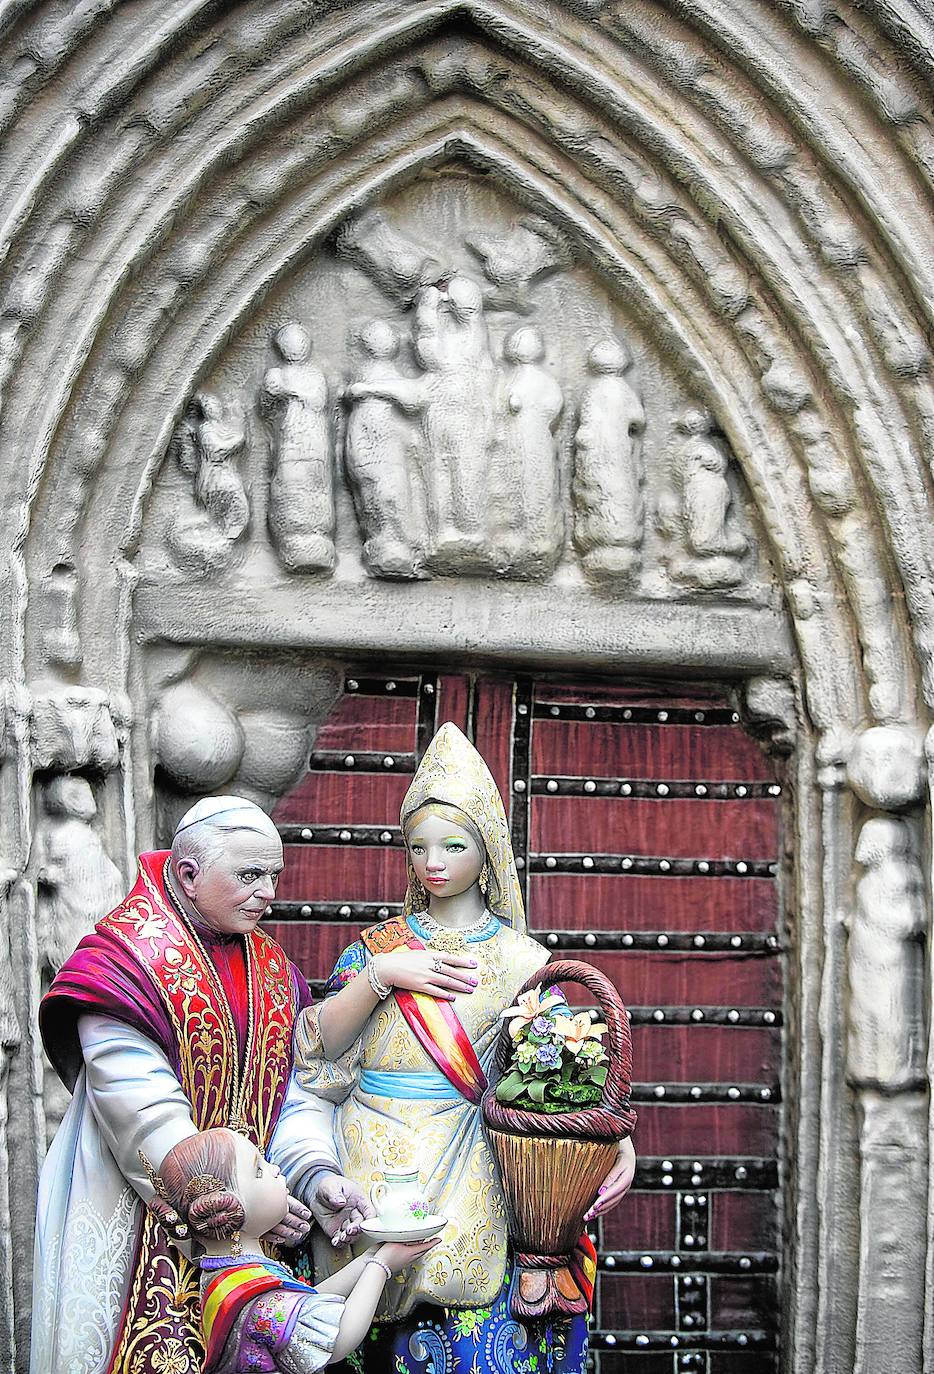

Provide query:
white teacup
left=370, top=1169, right=432, bottom=1228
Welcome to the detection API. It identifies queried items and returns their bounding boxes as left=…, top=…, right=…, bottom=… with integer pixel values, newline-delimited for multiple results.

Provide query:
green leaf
left=496, top=1072, right=528, bottom=1103
left=588, top=1065, right=609, bottom=1087
left=526, top=1079, right=546, bottom=1104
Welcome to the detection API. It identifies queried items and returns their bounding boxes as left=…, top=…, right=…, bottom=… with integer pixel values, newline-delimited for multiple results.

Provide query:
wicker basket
left=482, top=960, right=636, bottom=1321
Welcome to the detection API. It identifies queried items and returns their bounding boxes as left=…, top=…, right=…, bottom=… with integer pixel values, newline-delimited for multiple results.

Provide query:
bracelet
left=364, top=1256, right=392, bottom=1281
left=367, top=958, right=391, bottom=1000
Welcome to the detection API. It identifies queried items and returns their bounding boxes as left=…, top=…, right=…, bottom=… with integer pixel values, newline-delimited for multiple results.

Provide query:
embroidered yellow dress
left=294, top=911, right=544, bottom=1318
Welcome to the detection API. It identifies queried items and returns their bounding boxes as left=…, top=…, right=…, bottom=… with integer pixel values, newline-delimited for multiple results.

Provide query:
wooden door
left=270, top=669, right=784, bottom=1374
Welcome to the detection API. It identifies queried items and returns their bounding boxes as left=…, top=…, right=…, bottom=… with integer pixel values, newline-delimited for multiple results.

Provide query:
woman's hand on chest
left=373, top=949, right=479, bottom=1000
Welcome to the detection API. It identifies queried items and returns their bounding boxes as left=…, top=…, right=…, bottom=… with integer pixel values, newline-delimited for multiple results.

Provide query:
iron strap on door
left=269, top=671, right=784, bottom=1373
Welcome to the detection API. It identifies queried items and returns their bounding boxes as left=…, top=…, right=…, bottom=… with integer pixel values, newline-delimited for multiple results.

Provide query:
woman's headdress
left=400, top=722, right=526, bottom=933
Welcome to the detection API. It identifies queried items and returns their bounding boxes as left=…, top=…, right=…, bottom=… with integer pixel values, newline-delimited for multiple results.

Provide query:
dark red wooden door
left=270, top=670, right=784, bottom=1374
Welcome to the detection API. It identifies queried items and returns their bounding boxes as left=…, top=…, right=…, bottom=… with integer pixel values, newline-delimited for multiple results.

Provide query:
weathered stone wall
left=1, top=2, right=933, bottom=1369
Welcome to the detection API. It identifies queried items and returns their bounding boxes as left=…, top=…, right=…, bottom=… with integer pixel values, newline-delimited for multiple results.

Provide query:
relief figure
left=660, top=407, right=748, bottom=589
left=168, top=389, right=249, bottom=574
left=344, top=320, right=422, bottom=578
left=337, top=208, right=443, bottom=302
left=492, top=326, right=564, bottom=576
left=847, top=816, right=926, bottom=1091
left=260, top=322, right=335, bottom=573
left=36, top=773, right=123, bottom=1139
left=345, top=276, right=497, bottom=572
left=573, top=338, right=646, bottom=585
left=466, top=215, right=571, bottom=313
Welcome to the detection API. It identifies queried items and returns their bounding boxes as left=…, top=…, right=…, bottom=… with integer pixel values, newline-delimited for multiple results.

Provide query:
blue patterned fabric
left=334, top=1269, right=588, bottom=1374
left=325, top=941, right=368, bottom=994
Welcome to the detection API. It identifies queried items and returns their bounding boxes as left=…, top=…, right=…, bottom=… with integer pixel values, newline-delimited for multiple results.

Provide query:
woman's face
left=232, top=1134, right=289, bottom=1236
left=405, top=809, right=485, bottom=899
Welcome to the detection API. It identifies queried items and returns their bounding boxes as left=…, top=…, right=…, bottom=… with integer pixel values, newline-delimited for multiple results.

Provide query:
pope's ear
left=174, top=856, right=201, bottom=895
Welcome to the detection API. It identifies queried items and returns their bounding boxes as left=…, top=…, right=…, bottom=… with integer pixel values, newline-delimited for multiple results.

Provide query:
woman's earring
left=410, top=875, right=429, bottom=910
left=478, top=863, right=491, bottom=897
left=231, top=1230, right=242, bottom=1258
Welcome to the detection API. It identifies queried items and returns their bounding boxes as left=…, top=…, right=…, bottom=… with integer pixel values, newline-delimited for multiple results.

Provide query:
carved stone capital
left=742, top=676, right=797, bottom=754
left=29, top=687, right=123, bottom=773
left=846, top=724, right=926, bottom=811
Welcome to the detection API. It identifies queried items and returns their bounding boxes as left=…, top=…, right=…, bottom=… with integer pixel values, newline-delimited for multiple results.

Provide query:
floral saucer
left=360, top=1214, right=447, bottom=1243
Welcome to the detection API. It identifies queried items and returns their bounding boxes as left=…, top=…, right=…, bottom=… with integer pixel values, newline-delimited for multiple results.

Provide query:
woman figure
left=293, top=722, right=635, bottom=1373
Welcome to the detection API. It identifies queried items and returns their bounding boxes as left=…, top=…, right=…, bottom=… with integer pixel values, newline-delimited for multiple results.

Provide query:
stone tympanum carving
left=260, top=322, right=335, bottom=573
left=659, top=407, right=748, bottom=588
left=168, top=389, right=249, bottom=573
left=494, top=326, right=564, bottom=576
left=344, top=320, right=422, bottom=578
left=573, top=338, right=646, bottom=585
left=847, top=816, right=925, bottom=1091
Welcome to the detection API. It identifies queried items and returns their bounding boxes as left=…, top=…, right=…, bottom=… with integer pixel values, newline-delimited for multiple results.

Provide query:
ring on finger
left=431, top=957, right=443, bottom=974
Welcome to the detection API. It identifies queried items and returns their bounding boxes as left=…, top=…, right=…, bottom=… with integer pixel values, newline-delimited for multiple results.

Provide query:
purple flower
left=531, top=1016, right=553, bottom=1036
left=535, top=1043, right=561, bottom=1069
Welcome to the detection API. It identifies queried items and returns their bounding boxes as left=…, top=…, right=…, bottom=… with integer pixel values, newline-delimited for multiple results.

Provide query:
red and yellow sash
left=202, top=1262, right=314, bottom=1368
left=361, top=917, right=488, bottom=1105
left=103, top=851, right=297, bottom=1373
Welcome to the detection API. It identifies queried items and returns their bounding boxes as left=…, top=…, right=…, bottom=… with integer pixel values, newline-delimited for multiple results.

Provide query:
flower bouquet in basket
left=482, top=960, right=636, bottom=1322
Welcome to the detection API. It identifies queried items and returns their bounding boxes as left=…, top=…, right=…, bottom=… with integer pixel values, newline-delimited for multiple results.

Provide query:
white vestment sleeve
left=267, top=1070, right=341, bottom=1207
left=78, top=1014, right=198, bottom=1195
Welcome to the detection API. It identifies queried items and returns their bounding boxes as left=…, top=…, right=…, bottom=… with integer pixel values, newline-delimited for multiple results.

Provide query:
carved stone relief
left=260, top=323, right=335, bottom=573
left=495, top=326, right=564, bottom=576
left=846, top=816, right=925, bottom=1092
left=167, top=389, right=250, bottom=574
left=573, top=338, right=645, bottom=586
left=846, top=811, right=928, bottom=1374
left=30, top=687, right=125, bottom=773
left=137, top=173, right=772, bottom=604
left=35, top=775, right=122, bottom=1140
left=657, top=407, right=750, bottom=589
left=147, top=648, right=342, bottom=833
left=344, top=320, right=421, bottom=578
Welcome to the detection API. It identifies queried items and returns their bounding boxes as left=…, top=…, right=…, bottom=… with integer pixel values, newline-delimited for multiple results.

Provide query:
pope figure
left=30, top=798, right=368, bottom=1374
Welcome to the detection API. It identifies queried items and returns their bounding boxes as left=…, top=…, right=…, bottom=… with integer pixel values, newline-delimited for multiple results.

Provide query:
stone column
left=845, top=726, right=929, bottom=1374
left=2, top=685, right=129, bottom=1370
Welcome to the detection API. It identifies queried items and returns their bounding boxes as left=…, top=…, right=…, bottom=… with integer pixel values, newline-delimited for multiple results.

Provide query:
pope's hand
left=312, top=1171, right=375, bottom=1248
left=583, top=1137, right=636, bottom=1222
left=373, top=949, right=478, bottom=1000
left=262, top=1193, right=312, bottom=1248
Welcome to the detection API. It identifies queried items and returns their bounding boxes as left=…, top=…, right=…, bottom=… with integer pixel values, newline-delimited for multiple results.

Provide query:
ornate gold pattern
left=181, top=1174, right=227, bottom=1205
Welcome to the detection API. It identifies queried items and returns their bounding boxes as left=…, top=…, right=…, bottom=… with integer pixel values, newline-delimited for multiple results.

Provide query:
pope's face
left=405, top=810, right=485, bottom=899
left=177, top=829, right=284, bottom=936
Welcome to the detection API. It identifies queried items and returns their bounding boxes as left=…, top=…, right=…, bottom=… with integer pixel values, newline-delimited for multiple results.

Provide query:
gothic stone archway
left=2, top=5, right=933, bottom=1373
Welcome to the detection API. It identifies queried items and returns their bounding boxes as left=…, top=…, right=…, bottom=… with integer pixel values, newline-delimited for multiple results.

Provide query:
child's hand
left=376, top=1236, right=443, bottom=1274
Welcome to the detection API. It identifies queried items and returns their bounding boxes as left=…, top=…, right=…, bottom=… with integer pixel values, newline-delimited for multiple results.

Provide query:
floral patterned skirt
left=334, top=1271, right=588, bottom=1374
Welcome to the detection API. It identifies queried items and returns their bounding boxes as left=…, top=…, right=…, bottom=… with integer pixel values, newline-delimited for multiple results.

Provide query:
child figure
left=147, top=1128, right=440, bottom=1372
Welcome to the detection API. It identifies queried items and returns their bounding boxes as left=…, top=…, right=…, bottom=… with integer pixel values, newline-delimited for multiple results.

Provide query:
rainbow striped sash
left=201, top=1262, right=312, bottom=1369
